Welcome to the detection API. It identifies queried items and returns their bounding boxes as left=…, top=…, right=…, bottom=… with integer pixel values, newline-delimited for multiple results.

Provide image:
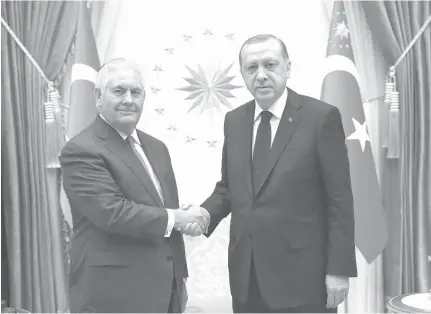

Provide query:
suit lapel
left=254, top=89, right=303, bottom=196
left=95, top=117, right=164, bottom=207
left=241, top=102, right=255, bottom=198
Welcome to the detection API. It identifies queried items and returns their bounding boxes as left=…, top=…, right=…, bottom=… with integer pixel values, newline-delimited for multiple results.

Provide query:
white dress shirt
left=100, top=114, right=175, bottom=237
left=252, top=87, right=288, bottom=156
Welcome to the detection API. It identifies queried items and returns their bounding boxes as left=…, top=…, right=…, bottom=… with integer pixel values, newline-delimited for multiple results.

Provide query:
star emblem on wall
left=148, top=29, right=240, bottom=148
left=225, top=33, right=235, bottom=40
left=183, top=34, right=193, bottom=42
left=154, top=108, right=165, bottom=116
left=176, top=62, right=242, bottom=115
left=207, top=140, right=217, bottom=148
left=334, top=21, right=349, bottom=39
left=167, top=124, right=178, bottom=132
left=185, top=136, right=197, bottom=144
left=153, top=65, right=163, bottom=73
left=346, top=118, right=370, bottom=152
left=150, top=87, right=161, bottom=95
left=165, top=48, right=175, bottom=55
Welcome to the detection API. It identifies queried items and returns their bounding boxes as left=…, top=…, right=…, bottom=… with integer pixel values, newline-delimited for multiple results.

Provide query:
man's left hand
left=325, top=274, right=349, bottom=308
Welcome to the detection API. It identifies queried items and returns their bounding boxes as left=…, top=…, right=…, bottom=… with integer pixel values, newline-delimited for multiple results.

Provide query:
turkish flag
left=67, top=1, right=100, bottom=139
left=62, top=1, right=100, bottom=228
left=320, top=1, right=388, bottom=263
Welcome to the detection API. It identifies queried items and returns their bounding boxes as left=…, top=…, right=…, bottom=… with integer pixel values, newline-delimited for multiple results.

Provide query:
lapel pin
left=288, top=117, right=293, bottom=123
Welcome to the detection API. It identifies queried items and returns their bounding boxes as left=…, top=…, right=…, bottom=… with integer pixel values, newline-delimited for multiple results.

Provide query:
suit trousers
left=232, top=258, right=337, bottom=313
left=168, top=278, right=181, bottom=313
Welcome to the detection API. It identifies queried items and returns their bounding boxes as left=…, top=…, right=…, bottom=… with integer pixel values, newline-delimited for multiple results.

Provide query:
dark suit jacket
left=202, top=88, right=357, bottom=309
left=60, top=116, right=187, bottom=313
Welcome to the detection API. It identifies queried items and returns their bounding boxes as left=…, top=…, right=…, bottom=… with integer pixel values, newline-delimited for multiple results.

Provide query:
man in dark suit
left=60, top=58, right=207, bottom=313
left=183, top=34, right=357, bottom=312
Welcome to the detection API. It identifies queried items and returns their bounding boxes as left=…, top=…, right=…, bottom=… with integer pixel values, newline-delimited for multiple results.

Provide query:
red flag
left=62, top=2, right=100, bottom=228
left=321, top=1, right=388, bottom=263
left=67, top=1, right=100, bottom=139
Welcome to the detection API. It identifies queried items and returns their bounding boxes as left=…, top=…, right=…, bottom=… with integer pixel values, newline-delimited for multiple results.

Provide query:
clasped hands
left=173, top=204, right=210, bottom=237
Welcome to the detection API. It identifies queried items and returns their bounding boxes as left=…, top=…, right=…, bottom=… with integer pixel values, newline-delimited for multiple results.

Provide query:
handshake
left=172, top=205, right=210, bottom=237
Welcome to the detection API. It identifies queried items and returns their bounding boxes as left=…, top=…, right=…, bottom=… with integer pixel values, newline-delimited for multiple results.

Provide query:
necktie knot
left=260, top=111, right=272, bottom=124
left=126, top=136, right=135, bottom=146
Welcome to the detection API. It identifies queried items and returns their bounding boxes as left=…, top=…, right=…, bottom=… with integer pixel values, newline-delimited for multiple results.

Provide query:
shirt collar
left=99, top=113, right=140, bottom=143
left=254, top=87, right=288, bottom=122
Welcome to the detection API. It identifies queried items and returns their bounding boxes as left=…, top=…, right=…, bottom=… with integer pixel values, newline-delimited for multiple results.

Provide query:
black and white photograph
left=1, top=0, right=430, bottom=313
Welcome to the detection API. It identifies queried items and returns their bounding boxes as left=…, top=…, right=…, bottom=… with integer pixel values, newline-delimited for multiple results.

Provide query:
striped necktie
left=126, top=136, right=164, bottom=203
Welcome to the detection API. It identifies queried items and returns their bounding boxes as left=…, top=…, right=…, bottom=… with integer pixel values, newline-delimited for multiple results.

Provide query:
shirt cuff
left=165, top=208, right=175, bottom=237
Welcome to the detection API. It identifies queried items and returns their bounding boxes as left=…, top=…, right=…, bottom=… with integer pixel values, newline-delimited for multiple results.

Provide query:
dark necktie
left=252, top=110, right=272, bottom=191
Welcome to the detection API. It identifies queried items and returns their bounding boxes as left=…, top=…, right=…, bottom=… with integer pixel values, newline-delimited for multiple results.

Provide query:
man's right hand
left=173, top=205, right=209, bottom=232
left=180, top=207, right=210, bottom=237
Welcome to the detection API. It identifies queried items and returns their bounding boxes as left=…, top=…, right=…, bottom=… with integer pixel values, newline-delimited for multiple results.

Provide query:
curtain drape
left=1, top=1, right=78, bottom=311
left=361, top=1, right=431, bottom=298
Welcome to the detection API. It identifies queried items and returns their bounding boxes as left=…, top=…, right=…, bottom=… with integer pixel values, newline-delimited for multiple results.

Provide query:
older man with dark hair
left=184, top=34, right=357, bottom=313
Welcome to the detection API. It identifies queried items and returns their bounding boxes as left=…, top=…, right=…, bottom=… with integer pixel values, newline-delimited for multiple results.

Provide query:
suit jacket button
left=248, top=232, right=252, bottom=237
